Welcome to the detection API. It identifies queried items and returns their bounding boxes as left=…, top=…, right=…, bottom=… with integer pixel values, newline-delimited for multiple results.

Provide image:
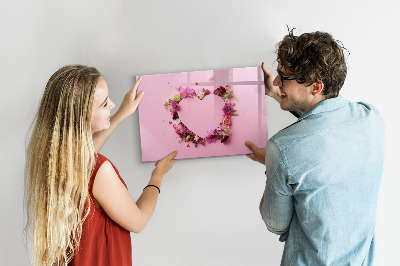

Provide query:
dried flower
left=223, top=91, right=235, bottom=99
left=198, top=88, right=211, bottom=100
left=222, top=115, right=231, bottom=126
left=221, top=135, right=229, bottom=143
left=164, top=99, right=172, bottom=109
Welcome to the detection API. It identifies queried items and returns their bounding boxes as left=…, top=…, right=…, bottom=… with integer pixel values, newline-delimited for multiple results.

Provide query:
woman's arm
left=92, top=76, right=144, bottom=152
left=93, top=150, right=178, bottom=233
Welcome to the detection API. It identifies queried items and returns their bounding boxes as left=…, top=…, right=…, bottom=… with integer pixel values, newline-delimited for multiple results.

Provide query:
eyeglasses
left=277, top=70, right=297, bottom=86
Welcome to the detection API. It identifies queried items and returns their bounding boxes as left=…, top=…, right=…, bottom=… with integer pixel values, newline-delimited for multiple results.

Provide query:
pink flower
left=171, top=101, right=180, bottom=111
left=179, top=87, right=196, bottom=98
left=205, top=130, right=219, bottom=144
left=222, top=103, right=234, bottom=115
left=195, top=82, right=199, bottom=85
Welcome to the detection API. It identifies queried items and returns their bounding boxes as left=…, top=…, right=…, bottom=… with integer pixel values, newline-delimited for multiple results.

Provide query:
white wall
left=1, top=0, right=399, bottom=265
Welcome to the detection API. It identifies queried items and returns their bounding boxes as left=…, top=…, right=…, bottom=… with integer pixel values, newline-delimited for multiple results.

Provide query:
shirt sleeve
left=260, top=139, right=294, bottom=241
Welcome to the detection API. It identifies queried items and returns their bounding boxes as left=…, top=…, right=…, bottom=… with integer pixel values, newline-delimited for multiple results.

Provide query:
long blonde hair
left=25, top=65, right=101, bottom=265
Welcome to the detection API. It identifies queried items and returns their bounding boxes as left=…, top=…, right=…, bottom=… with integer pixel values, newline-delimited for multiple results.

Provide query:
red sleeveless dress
left=69, top=153, right=132, bottom=266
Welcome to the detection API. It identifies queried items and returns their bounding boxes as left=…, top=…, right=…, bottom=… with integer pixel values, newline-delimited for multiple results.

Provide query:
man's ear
left=312, top=82, right=324, bottom=96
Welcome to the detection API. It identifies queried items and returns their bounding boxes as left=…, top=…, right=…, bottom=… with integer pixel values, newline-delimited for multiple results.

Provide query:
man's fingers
left=246, top=153, right=257, bottom=161
left=245, top=141, right=259, bottom=153
left=261, top=62, right=272, bottom=77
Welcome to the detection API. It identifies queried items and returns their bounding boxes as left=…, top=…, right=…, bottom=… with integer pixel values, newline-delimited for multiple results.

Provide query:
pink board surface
left=137, top=66, right=268, bottom=161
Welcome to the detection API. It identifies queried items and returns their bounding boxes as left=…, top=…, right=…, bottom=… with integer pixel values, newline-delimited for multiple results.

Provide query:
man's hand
left=262, top=62, right=281, bottom=103
left=245, top=141, right=266, bottom=165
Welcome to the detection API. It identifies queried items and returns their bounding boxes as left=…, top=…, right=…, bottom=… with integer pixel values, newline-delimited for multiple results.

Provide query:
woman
left=25, top=65, right=177, bottom=265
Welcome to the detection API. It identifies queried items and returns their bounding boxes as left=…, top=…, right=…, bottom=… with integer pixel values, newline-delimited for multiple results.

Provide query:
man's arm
left=262, top=62, right=282, bottom=102
left=93, top=77, right=144, bottom=152
left=260, top=140, right=294, bottom=240
left=260, top=185, right=293, bottom=238
left=245, top=138, right=294, bottom=239
left=259, top=195, right=264, bottom=211
left=261, top=62, right=302, bottom=119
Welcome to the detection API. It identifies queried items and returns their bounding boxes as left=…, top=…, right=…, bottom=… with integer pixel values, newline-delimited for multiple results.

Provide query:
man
left=246, top=30, right=385, bottom=265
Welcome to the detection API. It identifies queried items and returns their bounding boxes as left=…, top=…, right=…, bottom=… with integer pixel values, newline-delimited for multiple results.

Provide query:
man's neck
left=301, top=95, right=327, bottom=113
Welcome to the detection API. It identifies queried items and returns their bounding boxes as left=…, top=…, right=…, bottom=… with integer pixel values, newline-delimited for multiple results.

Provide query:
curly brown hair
left=277, top=30, right=348, bottom=98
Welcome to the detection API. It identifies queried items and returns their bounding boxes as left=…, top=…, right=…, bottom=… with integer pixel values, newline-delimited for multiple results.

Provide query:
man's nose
left=273, top=75, right=280, bottom=87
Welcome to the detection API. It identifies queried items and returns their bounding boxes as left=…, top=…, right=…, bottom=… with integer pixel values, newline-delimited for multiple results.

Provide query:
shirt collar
left=298, top=95, right=350, bottom=121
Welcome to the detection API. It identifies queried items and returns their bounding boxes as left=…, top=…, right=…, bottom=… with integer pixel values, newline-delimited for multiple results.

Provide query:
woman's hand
left=152, top=151, right=178, bottom=178
left=262, top=62, right=281, bottom=103
left=115, top=76, right=144, bottom=120
left=92, top=77, right=144, bottom=152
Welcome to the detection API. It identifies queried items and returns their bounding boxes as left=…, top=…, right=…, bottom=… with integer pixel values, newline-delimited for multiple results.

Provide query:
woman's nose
left=109, top=100, right=115, bottom=109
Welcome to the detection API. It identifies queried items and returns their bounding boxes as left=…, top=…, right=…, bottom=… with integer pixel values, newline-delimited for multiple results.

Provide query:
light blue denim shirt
left=261, top=96, right=385, bottom=266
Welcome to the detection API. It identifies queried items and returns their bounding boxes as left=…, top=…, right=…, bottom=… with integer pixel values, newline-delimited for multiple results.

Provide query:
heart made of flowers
left=177, top=95, right=223, bottom=138
left=164, top=86, right=237, bottom=147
